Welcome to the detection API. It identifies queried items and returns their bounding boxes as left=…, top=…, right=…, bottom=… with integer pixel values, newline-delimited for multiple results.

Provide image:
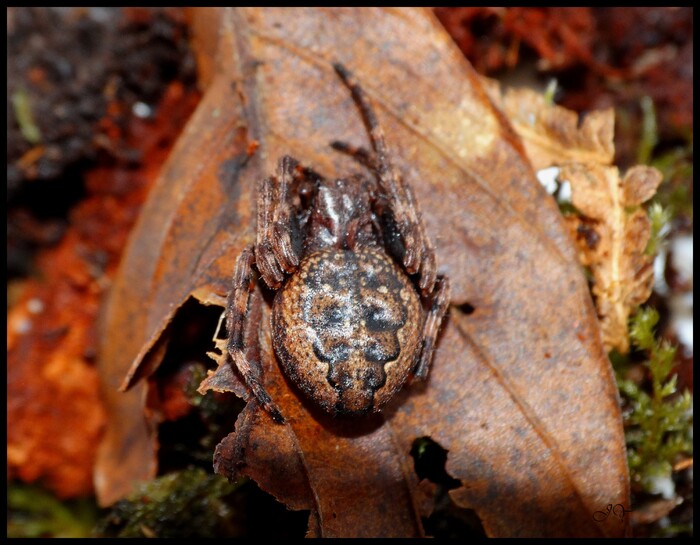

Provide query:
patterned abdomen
left=272, top=248, right=422, bottom=415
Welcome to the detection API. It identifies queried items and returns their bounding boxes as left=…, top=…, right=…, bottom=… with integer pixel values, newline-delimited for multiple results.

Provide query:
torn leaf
left=560, top=163, right=663, bottom=353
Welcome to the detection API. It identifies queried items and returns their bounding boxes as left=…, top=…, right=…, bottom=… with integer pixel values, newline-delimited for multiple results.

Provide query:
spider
left=226, top=63, right=450, bottom=423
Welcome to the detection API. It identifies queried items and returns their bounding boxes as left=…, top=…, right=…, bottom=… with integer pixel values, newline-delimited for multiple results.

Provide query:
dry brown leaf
left=95, top=85, right=254, bottom=503
left=96, top=7, right=630, bottom=537
left=484, top=83, right=615, bottom=169
left=560, top=163, right=662, bottom=353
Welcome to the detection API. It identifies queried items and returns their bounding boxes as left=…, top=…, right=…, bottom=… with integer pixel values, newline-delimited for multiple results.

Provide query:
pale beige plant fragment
left=487, top=83, right=663, bottom=353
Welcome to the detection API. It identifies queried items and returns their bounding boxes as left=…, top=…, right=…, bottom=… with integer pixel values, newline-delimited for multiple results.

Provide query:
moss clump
left=7, top=484, right=99, bottom=538
left=97, top=467, right=241, bottom=538
left=616, top=308, right=692, bottom=495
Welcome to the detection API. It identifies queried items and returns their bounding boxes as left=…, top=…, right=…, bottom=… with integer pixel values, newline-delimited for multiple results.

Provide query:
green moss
left=651, top=139, right=694, bottom=221
left=11, top=87, right=42, bottom=144
left=543, top=78, right=558, bottom=106
left=615, top=308, right=693, bottom=494
left=636, top=96, right=658, bottom=165
left=7, top=484, right=100, bottom=538
left=645, top=202, right=672, bottom=256
left=637, top=95, right=692, bottom=224
left=97, top=467, right=242, bottom=538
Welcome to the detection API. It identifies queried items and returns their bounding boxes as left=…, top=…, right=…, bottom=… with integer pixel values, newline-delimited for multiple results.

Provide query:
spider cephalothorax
left=225, top=63, right=449, bottom=422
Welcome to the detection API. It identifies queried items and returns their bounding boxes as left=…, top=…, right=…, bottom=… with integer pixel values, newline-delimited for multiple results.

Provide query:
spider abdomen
left=272, top=247, right=423, bottom=416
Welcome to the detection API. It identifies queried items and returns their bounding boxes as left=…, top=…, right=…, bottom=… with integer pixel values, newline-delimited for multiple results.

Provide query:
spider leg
left=256, top=173, right=286, bottom=289
left=333, top=63, right=436, bottom=292
left=412, top=275, right=450, bottom=380
left=226, top=245, right=284, bottom=423
left=404, top=183, right=437, bottom=292
left=271, top=156, right=302, bottom=274
left=256, top=156, right=304, bottom=288
left=330, top=140, right=378, bottom=170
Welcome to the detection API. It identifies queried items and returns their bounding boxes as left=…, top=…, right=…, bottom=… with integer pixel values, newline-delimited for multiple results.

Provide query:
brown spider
left=226, top=63, right=449, bottom=422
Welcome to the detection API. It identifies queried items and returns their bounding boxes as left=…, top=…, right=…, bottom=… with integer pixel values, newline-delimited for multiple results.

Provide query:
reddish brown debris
left=435, top=7, right=693, bottom=145
left=7, top=82, right=200, bottom=498
left=434, top=8, right=598, bottom=73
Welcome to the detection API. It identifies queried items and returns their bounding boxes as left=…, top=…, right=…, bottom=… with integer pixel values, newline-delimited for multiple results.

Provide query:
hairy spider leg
left=257, top=156, right=314, bottom=288
left=271, top=156, right=303, bottom=274
left=404, top=183, right=437, bottom=292
left=329, top=140, right=377, bottom=170
left=256, top=173, right=286, bottom=289
left=331, top=138, right=437, bottom=291
left=226, top=244, right=285, bottom=423
left=413, top=275, right=450, bottom=380
left=332, top=63, right=437, bottom=293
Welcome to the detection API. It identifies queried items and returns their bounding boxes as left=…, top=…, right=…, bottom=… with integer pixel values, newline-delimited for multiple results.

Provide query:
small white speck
left=132, top=102, right=152, bottom=118
left=653, top=248, right=669, bottom=296
left=648, top=473, right=676, bottom=499
left=557, top=180, right=572, bottom=203
left=27, top=298, right=44, bottom=314
left=378, top=285, right=388, bottom=294
left=670, top=234, right=693, bottom=285
left=536, top=166, right=560, bottom=194
left=674, top=315, right=693, bottom=355
left=670, top=291, right=693, bottom=354
left=14, top=317, right=32, bottom=335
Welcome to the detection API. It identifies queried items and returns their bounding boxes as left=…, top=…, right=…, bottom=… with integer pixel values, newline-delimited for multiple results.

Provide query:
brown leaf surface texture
left=96, top=7, right=629, bottom=537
